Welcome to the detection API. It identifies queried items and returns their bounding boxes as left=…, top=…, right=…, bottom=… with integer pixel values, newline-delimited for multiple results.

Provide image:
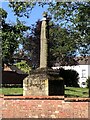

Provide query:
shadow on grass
left=4, top=94, right=23, bottom=96
left=65, top=88, right=80, bottom=92
left=65, top=87, right=89, bottom=93
left=65, top=94, right=80, bottom=97
left=65, top=88, right=76, bottom=92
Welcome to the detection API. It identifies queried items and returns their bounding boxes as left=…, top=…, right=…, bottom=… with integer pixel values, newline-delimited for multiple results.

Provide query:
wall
left=52, top=65, right=88, bottom=88
left=1, top=95, right=90, bottom=119
left=88, top=65, right=90, bottom=77
left=2, top=71, right=28, bottom=86
left=63, top=65, right=88, bottom=88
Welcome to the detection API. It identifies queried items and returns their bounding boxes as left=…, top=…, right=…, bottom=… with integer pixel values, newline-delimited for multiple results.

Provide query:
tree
left=48, top=23, right=78, bottom=66
left=22, top=20, right=41, bottom=68
left=48, top=2, right=90, bottom=56
left=3, top=2, right=90, bottom=68
left=15, top=60, right=31, bottom=74
left=9, top=2, right=90, bottom=57
left=22, top=19, right=78, bottom=68
left=1, top=8, right=29, bottom=65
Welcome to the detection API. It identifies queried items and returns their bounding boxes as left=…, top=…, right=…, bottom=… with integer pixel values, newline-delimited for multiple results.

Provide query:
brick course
left=1, top=95, right=90, bottom=119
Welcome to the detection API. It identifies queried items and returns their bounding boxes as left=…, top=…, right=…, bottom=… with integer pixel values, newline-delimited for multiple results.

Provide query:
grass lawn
left=0, top=87, right=23, bottom=95
left=65, top=87, right=89, bottom=98
left=0, top=87, right=89, bottom=97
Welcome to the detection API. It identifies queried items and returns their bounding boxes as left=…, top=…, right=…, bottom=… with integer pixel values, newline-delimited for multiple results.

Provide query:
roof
left=54, top=56, right=90, bottom=67
left=75, top=56, right=90, bottom=65
left=3, top=64, right=28, bottom=75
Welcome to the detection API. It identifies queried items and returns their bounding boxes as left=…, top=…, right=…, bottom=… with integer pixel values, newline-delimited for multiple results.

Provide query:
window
left=82, top=70, right=86, bottom=78
left=82, top=82, right=86, bottom=85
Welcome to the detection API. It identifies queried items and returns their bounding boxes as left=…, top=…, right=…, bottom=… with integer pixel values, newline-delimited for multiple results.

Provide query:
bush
left=86, top=76, right=90, bottom=88
left=59, top=68, right=79, bottom=87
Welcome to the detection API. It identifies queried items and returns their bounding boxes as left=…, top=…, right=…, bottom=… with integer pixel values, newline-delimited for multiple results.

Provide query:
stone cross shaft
left=40, top=13, right=48, bottom=68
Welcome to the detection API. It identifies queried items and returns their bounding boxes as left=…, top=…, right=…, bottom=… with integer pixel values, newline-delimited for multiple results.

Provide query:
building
left=52, top=56, right=90, bottom=88
left=2, top=64, right=28, bottom=86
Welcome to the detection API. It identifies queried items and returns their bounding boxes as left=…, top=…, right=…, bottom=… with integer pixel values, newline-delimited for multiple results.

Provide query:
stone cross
left=40, top=12, right=48, bottom=68
left=23, top=12, right=64, bottom=96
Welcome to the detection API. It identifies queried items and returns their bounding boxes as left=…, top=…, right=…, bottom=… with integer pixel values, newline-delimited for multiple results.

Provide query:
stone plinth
left=23, top=69, right=64, bottom=96
left=48, top=69, right=64, bottom=96
left=23, top=69, right=48, bottom=96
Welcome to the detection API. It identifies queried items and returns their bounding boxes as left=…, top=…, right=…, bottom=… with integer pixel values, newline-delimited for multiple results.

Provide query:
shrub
left=86, top=76, right=90, bottom=88
left=59, top=68, right=79, bottom=87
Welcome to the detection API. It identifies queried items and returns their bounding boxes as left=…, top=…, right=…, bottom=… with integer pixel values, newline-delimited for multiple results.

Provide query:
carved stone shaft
left=40, top=16, right=48, bottom=68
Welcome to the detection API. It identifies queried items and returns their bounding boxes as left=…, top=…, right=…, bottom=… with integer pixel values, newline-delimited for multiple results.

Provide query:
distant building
left=2, top=64, right=28, bottom=86
left=52, top=56, right=90, bottom=88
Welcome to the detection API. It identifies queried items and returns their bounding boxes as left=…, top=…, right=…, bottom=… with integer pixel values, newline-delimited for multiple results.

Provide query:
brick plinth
left=1, top=95, right=90, bottom=119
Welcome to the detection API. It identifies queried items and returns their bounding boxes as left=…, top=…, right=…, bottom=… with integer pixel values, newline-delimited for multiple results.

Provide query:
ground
left=0, top=87, right=89, bottom=97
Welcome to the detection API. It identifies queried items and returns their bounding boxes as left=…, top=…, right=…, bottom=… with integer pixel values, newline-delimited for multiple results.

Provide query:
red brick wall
left=1, top=95, right=90, bottom=119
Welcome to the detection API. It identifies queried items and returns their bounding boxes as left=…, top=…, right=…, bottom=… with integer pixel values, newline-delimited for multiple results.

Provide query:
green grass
left=0, top=88, right=2, bottom=94
left=0, top=87, right=23, bottom=95
left=0, top=87, right=89, bottom=97
left=65, top=87, right=89, bottom=98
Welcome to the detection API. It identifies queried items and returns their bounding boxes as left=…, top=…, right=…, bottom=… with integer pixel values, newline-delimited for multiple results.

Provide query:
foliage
left=9, top=2, right=36, bottom=18
left=22, top=20, right=41, bottom=68
left=48, top=23, right=78, bottom=66
left=2, top=2, right=90, bottom=67
left=59, top=68, right=79, bottom=87
left=1, top=8, right=30, bottom=64
left=86, top=76, right=90, bottom=88
left=48, top=2, right=90, bottom=56
left=9, top=2, right=90, bottom=57
left=22, top=20, right=78, bottom=68
left=15, top=60, right=31, bottom=74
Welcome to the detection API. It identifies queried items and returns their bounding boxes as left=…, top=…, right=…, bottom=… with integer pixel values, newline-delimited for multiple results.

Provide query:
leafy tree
left=1, top=8, right=29, bottom=65
left=48, top=2, right=90, bottom=56
left=22, top=20, right=41, bottom=68
left=22, top=19, right=78, bottom=68
left=9, top=2, right=90, bottom=57
left=3, top=2, right=90, bottom=68
left=15, top=60, right=31, bottom=74
left=9, top=2, right=36, bottom=18
left=48, top=23, right=78, bottom=66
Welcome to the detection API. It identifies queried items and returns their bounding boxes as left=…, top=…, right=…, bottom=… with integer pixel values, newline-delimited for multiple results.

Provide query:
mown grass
left=0, top=87, right=23, bottom=95
left=65, top=87, right=89, bottom=98
left=0, top=87, right=89, bottom=97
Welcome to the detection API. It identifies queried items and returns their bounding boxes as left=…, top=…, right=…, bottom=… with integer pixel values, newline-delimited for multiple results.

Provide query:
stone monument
left=23, top=12, right=49, bottom=96
left=23, top=12, right=64, bottom=96
left=40, top=12, right=48, bottom=68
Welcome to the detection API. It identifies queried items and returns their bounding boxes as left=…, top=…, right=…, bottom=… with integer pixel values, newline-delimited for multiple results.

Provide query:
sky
left=1, top=2, right=49, bottom=49
left=1, top=2, right=49, bottom=26
left=0, top=1, right=84, bottom=56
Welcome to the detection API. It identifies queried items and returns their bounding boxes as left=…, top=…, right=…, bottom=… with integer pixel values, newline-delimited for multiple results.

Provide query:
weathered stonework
left=40, top=13, right=48, bottom=68
left=23, top=68, right=64, bottom=96
left=23, top=69, right=48, bottom=96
